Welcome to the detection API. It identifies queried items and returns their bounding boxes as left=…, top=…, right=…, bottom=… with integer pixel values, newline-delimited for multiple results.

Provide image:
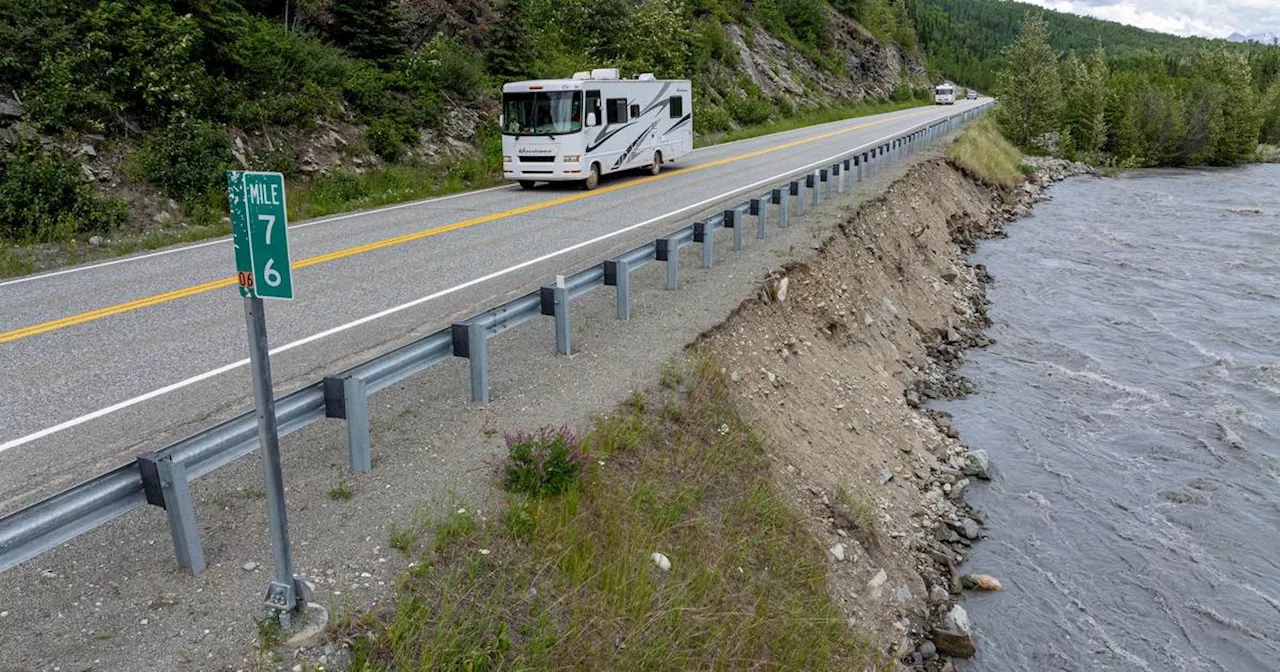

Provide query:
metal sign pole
left=244, top=295, right=307, bottom=616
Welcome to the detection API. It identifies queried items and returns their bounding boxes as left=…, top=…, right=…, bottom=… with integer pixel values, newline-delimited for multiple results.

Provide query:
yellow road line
left=1, top=109, right=930, bottom=344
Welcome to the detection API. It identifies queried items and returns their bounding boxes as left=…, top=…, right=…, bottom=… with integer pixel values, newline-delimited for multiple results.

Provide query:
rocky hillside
left=0, top=0, right=929, bottom=264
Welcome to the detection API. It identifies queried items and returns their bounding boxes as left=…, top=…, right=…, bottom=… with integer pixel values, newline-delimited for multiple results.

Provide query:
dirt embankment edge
left=696, top=155, right=1091, bottom=669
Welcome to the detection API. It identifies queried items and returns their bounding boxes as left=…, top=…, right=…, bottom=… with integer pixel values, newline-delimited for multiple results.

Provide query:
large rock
left=931, top=604, right=976, bottom=658
left=0, top=95, right=23, bottom=119
left=962, top=450, right=991, bottom=480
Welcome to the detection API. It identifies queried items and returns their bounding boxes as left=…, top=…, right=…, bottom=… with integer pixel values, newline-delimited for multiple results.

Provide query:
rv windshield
left=502, top=91, right=582, bottom=136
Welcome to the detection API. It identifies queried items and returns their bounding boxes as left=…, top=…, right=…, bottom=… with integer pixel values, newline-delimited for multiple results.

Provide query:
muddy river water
left=939, top=165, right=1280, bottom=671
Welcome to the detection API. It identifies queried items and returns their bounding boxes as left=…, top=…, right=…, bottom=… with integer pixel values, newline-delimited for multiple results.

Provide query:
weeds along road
left=0, top=100, right=986, bottom=512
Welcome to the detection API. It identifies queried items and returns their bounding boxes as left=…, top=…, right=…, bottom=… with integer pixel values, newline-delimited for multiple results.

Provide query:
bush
left=498, top=427, right=589, bottom=497
left=367, top=116, right=413, bottom=162
left=696, top=104, right=734, bottom=133
left=0, top=137, right=129, bottom=243
left=140, top=117, right=235, bottom=202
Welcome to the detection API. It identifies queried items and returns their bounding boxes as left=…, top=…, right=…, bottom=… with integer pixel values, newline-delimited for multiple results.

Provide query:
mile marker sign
left=228, top=171, right=294, bottom=300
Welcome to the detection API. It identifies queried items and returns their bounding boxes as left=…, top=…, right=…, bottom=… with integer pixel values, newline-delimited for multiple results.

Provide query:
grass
left=338, top=354, right=883, bottom=671
left=286, top=154, right=503, bottom=222
left=329, top=481, right=353, bottom=502
left=834, top=483, right=879, bottom=542
left=696, top=98, right=933, bottom=148
left=946, top=116, right=1026, bottom=188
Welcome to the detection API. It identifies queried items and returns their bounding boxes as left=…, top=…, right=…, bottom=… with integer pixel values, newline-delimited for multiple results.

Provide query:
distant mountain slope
left=909, top=0, right=1260, bottom=90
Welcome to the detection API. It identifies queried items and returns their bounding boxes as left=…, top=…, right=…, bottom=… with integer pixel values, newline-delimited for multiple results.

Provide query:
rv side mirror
left=586, top=112, right=598, bottom=127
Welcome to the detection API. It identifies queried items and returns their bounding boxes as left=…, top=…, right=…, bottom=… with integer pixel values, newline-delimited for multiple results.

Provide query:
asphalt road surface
left=0, top=99, right=986, bottom=512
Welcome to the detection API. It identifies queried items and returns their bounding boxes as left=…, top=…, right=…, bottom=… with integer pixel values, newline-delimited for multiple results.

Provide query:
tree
left=995, top=12, right=1062, bottom=148
left=325, top=0, right=407, bottom=61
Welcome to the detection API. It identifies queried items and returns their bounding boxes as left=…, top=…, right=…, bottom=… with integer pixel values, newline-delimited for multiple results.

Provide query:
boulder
left=931, top=604, right=976, bottom=658
left=961, top=574, right=1003, bottom=591
left=962, top=450, right=991, bottom=480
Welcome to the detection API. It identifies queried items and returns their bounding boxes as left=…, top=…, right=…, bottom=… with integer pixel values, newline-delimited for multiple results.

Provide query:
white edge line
left=0, top=105, right=969, bottom=454
left=0, top=101, right=969, bottom=289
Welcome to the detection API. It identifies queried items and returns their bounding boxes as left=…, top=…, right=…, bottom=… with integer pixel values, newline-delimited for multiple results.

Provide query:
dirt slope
left=699, top=159, right=1012, bottom=667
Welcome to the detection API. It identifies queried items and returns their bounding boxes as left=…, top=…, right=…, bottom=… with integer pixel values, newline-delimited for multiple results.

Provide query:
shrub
left=140, top=117, right=234, bottom=202
left=695, top=105, right=734, bottom=133
left=366, top=116, right=413, bottom=162
left=0, top=137, right=129, bottom=243
left=498, top=427, right=589, bottom=497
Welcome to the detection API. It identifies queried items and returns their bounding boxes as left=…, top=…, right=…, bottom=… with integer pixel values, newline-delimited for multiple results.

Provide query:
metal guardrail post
left=656, top=236, right=680, bottom=290
left=807, top=172, right=818, bottom=207
left=750, top=195, right=769, bottom=240
left=833, top=163, right=843, bottom=194
left=772, top=188, right=788, bottom=228
left=725, top=207, right=743, bottom=251
left=137, top=452, right=205, bottom=575
left=842, top=159, right=851, bottom=191
left=694, top=218, right=715, bottom=268
left=323, top=374, right=372, bottom=473
left=551, top=277, right=571, bottom=354
left=603, top=259, right=631, bottom=320
left=792, top=180, right=804, bottom=216
left=451, top=321, right=489, bottom=403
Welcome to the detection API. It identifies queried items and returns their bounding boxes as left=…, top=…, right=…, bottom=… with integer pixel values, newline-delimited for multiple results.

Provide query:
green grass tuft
left=947, top=117, right=1025, bottom=188
left=328, top=481, right=353, bottom=502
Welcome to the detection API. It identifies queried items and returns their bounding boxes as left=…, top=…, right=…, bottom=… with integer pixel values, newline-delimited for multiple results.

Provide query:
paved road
left=0, top=99, right=986, bottom=511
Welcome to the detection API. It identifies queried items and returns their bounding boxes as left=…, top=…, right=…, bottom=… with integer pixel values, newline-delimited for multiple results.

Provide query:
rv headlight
left=563, top=155, right=581, bottom=163
left=503, top=155, right=512, bottom=163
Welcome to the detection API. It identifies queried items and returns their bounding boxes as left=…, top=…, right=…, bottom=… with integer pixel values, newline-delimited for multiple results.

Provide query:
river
left=939, top=164, right=1280, bottom=671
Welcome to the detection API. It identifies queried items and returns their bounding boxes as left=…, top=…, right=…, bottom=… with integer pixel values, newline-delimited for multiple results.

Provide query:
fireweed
left=498, top=426, right=589, bottom=496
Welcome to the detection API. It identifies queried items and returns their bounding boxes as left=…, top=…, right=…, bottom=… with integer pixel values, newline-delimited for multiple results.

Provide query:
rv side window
left=585, top=90, right=601, bottom=125
left=669, top=96, right=683, bottom=118
left=606, top=98, right=628, bottom=124
left=630, top=103, right=640, bottom=118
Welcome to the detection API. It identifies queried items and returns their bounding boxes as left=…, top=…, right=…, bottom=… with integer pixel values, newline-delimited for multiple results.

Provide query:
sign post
left=227, top=171, right=308, bottom=618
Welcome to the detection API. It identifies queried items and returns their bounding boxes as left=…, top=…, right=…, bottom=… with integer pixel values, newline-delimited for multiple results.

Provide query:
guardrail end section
left=137, top=452, right=206, bottom=575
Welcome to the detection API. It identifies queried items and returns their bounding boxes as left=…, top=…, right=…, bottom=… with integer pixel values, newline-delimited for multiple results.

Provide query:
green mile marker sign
left=228, top=171, right=294, bottom=300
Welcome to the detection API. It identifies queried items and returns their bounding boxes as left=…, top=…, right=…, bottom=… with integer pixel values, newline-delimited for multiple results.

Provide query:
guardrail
left=0, top=101, right=994, bottom=575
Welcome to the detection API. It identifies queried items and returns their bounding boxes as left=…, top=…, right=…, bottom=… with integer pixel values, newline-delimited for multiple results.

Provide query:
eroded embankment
left=698, top=157, right=1055, bottom=669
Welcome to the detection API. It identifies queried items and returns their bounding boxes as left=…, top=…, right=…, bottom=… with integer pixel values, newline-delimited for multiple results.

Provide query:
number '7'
left=258, top=214, right=276, bottom=245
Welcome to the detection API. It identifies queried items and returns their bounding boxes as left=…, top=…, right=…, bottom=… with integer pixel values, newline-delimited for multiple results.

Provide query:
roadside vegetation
left=695, top=96, right=931, bottom=148
left=337, top=355, right=880, bottom=670
left=947, top=117, right=1026, bottom=188
left=980, top=11, right=1280, bottom=167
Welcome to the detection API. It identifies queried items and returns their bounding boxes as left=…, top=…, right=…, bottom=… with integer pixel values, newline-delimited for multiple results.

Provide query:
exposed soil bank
left=698, top=155, right=1090, bottom=669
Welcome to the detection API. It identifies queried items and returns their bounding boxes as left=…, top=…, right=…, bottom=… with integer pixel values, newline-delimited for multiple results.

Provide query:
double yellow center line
left=0, top=109, right=930, bottom=344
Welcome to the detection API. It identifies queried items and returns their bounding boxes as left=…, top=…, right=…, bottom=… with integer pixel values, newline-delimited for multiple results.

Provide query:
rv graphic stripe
left=665, top=114, right=692, bottom=135
left=613, top=120, right=661, bottom=170
left=586, top=124, right=635, bottom=154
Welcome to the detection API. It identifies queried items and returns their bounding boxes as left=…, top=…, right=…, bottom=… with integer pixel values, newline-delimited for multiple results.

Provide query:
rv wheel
left=582, top=163, right=600, bottom=191
left=649, top=152, right=662, bottom=176
left=518, top=180, right=536, bottom=190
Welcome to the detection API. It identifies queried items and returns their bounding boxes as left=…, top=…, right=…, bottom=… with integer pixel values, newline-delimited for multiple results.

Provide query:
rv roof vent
left=635, top=73, right=656, bottom=81
left=572, top=71, right=591, bottom=80
left=590, top=68, right=620, bottom=80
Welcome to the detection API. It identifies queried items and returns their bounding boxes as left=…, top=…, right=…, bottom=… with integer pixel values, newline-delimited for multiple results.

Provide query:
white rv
left=501, top=69, right=693, bottom=190
left=934, top=83, right=957, bottom=105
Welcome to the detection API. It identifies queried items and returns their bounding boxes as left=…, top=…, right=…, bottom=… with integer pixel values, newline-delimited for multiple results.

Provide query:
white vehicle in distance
left=934, top=83, right=957, bottom=105
left=967, top=90, right=978, bottom=100
left=501, top=69, right=693, bottom=191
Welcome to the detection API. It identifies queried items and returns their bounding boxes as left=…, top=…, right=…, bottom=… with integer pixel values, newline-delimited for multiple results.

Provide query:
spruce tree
left=326, top=0, right=407, bottom=62
left=995, top=12, right=1062, bottom=148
